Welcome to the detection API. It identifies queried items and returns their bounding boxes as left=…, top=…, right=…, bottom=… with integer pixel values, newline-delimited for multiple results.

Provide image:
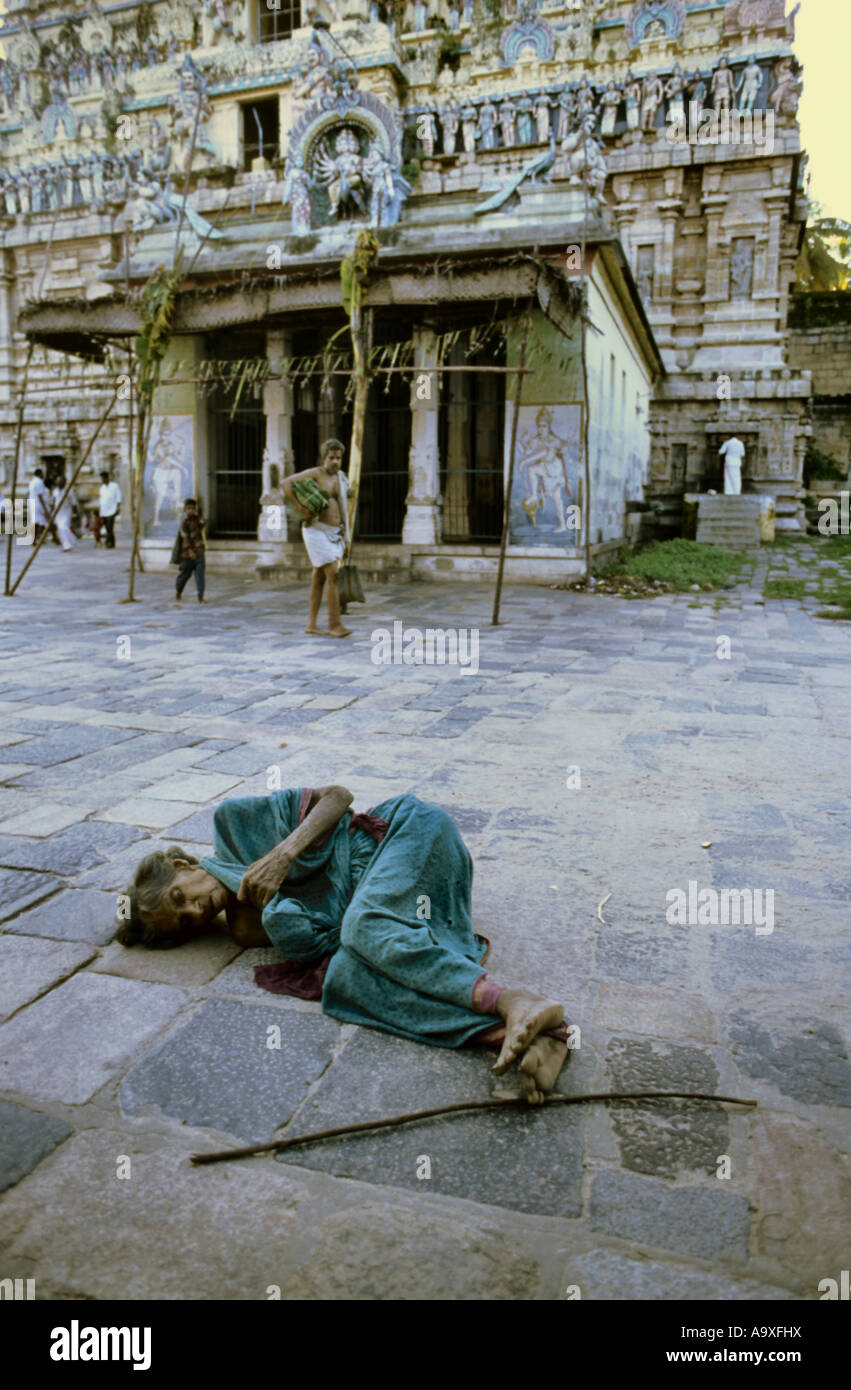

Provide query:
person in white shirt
left=52, top=472, right=76, bottom=551
left=718, top=435, right=745, bottom=495
left=28, top=469, right=51, bottom=541
left=98, top=470, right=122, bottom=549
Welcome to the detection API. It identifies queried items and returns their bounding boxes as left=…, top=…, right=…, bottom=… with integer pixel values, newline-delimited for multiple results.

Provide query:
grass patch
left=596, top=539, right=749, bottom=592
left=763, top=578, right=808, bottom=600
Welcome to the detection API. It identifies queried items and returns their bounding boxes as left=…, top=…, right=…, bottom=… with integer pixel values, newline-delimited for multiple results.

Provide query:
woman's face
left=151, top=863, right=228, bottom=943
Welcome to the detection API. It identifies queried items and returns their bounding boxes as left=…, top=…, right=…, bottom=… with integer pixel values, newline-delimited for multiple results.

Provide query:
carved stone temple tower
left=0, top=0, right=811, bottom=578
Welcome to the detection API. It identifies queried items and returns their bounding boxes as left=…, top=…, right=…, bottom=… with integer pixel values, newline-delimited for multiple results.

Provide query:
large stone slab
left=0, top=868, right=60, bottom=923
left=596, top=981, right=717, bottom=1045
left=0, top=820, right=145, bottom=875
left=0, top=725, right=138, bottom=767
left=93, top=933, right=240, bottom=986
left=0, top=974, right=188, bottom=1103
left=278, top=1028, right=584, bottom=1218
left=729, top=1012, right=851, bottom=1107
left=0, top=936, right=95, bottom=1022
left=4, top=888, right=120, bottom=945
left=144, top=771, right=243, bottom=802
left=0, top=804, right=96, bottom=837
left=589, top=1170, right=751, bottom=1261
left=0, top=1129, right=307, bottom=1299
left=281, top=1202, right=542, bottom=1301
left=97, top=797, right=201, bottom=830
left=120, top=998, right=341, bottom=1143
left=750, top=1111, right=851, bottom=1292
left=0, top=1100, right=73, bottom=1195
left=564, top=1250, right=792, bottom=1301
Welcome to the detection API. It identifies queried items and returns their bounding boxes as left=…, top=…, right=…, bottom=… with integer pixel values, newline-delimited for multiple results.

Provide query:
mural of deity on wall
left=144, top=416, right=194, bottom=537
left=508, top=404, right=582, bottom=548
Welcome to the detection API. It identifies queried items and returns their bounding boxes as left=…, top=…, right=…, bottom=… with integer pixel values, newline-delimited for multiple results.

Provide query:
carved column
left=701, top=194, right=730, bottom=302
left=259, top=330, right=293, bottom=543
left=401, top=322, right=440, bottom=545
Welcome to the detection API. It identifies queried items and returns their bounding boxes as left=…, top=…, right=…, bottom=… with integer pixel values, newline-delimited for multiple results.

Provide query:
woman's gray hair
left=114, top=846, right=199, bottom=949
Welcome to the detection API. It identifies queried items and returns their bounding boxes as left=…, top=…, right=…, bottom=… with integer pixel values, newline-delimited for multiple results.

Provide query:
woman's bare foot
left=491, top=989, right=564, bottom=1075
left=518, top=1037, right=569, bottom=1105
left=328, top=625, right=352, bottom=638
left=305, top=625, right=328, bottom=636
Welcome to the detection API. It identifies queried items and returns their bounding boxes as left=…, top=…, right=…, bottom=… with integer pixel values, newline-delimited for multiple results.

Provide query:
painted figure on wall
left=510, top=405, right=581, bottom=544
left=599, top=80, right=621, bottom=137
left=624, top=72, right=642, bottom=131
left=145, top=416, right=194, bottom=536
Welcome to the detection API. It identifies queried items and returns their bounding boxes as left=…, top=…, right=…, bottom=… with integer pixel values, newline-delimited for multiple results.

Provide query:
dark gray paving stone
left=4, top=888, right=119, bottom=944
left=710, top=932, right=820, bottom=994
left=0, top=869, right=61, bottom=923
left=729, top=1012, right=851, bottom=1107
left=278, top=1028, right=583, bottom=1218
left=0, top=821, right=144, bottom=875
left=120, top=998, right=341, bottom=1143
left=605, top=1038, right=727, bottom=1179
left=3, top=725, right=141, bottom=767
left=0, top=1099, right=73, bottom=1193
left=589, top=1170, right=751, bottom=1260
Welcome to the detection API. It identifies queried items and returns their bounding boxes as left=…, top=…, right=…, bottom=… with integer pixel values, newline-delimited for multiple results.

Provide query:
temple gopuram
left=0, top=0, right=811, bottom=580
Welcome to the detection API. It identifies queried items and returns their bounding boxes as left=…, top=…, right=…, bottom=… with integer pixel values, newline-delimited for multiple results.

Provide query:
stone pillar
left=259, top=330, right=293, bottom=543
left=0, top=254, right=14, bottom=406
left=402, top=323, right=441, bottom=545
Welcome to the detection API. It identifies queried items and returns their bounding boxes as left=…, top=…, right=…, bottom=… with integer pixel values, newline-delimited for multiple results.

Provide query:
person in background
left=174, top=496, right=206, bottom=604
left=52, top=471, right=76, bottom=551
left=28, top=469, right=51, bottom=543
left=98, top=469, right=122, bottom=548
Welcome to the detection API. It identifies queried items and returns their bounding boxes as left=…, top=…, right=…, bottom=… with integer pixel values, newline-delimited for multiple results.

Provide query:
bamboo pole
left=492, top=303, right=532, bottom=627
left=580, top=126, right=592, bottom=582
left=8, top=390, right=118, bottom=596
left=3, top=341, right=34, bottom=597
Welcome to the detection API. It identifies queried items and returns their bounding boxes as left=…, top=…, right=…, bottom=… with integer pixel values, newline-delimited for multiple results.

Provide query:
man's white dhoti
left=302, top=520, right=345, bottom=567
left=300, top=470, right=351, bottom=568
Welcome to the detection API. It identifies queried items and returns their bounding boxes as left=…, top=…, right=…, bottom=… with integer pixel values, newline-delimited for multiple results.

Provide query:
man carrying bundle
left=282, top=438, right=352, bottom=638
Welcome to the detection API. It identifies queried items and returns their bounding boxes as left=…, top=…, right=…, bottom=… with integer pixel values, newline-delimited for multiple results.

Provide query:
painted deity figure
left=599, top=80, right=620, bottom=138
left=499, top=98, right=517, bottom=148
left=640, top=73, right=664, bottom=132
left=769, top=58, right=799, bottom=116
left=460, top=103, right=478, bottom=153
left=519, top=406, right=574, bottom=533
left=575, top=76, right=595, bottom=121
left=711, top=57, right=735, bottom=114
left=148, top=119, right=171, bottom=176
left=478, top=100, right=498, bottom=150
left=294, top=42, right=332, bottom=113
left=169, top=57, right=216, bottom=174
left=283, top=153, right=313, bottom=235
left=664, top=64, right=686, bottom=123
left=412, top=0, right=428, bottom=31
left=417, top=110, right=437, bottom=157
left=441, top=106, right=460, bottom=155
left=535, top=93, right=551, bottom=144
left=624, top=72, right=641, bottom=131
left=556, top=87, right=575, bottom=140
left=515, top=96, right=535, bottom=144
left=315, top=128, right=366, bottom=219
left=736, top=59, right=764, bottom=113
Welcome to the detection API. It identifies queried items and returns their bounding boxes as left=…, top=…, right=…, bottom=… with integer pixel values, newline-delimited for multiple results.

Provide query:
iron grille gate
left=438, top=357, right=505, bottom=542
left=208, top=400, right=265, bottom=539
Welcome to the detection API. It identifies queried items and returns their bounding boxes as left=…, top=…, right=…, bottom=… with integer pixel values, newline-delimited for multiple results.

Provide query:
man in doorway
left=174, top=497, right=206, bottom=604
left=98, top=470, right=122, bottom=548
left=718, top=435, right=745, bottom=494
left=282, top=438, right=351, bottom=638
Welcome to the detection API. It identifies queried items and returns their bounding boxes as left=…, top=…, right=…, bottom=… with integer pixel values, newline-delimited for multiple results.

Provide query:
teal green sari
left=200, top=790, right=496, bottom=1047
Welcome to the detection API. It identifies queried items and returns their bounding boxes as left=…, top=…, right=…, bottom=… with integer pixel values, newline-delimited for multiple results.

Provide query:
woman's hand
left=237, top=847, right=292, bottom=909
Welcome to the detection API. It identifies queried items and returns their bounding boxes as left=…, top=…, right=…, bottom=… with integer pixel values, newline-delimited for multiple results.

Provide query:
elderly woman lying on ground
left=116, top=785, right=570, bottom=1104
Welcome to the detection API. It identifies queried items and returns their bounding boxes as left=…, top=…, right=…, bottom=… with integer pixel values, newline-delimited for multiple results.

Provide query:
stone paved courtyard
left=0, top=540, right=849, bottom=1301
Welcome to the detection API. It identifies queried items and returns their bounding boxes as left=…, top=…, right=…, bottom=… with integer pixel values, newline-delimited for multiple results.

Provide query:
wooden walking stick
left=492, top=302, right=532, bottom=626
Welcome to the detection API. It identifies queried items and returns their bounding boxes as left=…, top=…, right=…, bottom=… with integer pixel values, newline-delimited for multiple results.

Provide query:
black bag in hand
left=169, top=531, right=182, bottom=566
left=337, top=563, right=365, bottom=605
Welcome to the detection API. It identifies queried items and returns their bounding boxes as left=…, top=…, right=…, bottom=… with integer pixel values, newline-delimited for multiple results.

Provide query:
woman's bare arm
left=237, top=785, right=354, bottom=907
